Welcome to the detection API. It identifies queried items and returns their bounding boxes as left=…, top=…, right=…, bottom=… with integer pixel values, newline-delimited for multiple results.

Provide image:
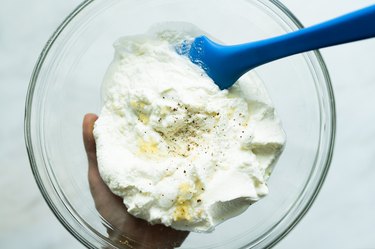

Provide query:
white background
left=1, top=0, right=374, bottom=248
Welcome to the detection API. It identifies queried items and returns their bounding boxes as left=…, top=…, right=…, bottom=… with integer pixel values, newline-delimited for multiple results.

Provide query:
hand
left=83, top=113, right=189, bottom=249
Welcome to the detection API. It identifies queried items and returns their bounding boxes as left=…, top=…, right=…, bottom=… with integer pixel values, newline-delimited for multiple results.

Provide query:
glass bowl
left=25, top=0, right=335, bottom=248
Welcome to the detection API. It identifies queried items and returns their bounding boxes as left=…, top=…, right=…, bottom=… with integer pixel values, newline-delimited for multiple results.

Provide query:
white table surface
left=1, top=0, right=375, bottom=248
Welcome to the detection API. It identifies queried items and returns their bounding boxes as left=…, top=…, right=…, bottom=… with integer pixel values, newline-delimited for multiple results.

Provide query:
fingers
left=82, top=113, right=111, bottom=197
left=82, top=113, right=128, bottom=218
left=82, top=113, right=104, bottom=192
left=83, top=113, right=106, bottom=198
left=82, top=113, right=100, bottom=182
left=83, top=113, right=99, bottom=166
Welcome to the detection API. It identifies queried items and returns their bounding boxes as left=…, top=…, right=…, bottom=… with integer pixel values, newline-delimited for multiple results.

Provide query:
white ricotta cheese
left=93, top=26, right=285, bottom=233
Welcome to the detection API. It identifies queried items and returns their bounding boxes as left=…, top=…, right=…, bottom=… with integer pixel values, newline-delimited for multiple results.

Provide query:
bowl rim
left=24, top=0, right=336, bottom=248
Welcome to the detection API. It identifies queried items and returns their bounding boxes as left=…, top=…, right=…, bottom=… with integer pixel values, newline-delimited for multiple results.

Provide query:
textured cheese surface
left=93, top=26, right=285, bottom=232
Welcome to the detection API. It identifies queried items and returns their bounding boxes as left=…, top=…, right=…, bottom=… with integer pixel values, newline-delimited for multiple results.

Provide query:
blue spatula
left=180, top=5, right=375, bottom=89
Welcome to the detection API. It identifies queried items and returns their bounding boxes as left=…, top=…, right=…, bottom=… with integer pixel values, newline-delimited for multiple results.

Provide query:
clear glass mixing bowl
left=25, top=0, right=335, bottom=248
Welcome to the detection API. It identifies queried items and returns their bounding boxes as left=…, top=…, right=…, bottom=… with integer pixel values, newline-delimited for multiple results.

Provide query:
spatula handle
left=234, top=4, right=375, bottom=72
